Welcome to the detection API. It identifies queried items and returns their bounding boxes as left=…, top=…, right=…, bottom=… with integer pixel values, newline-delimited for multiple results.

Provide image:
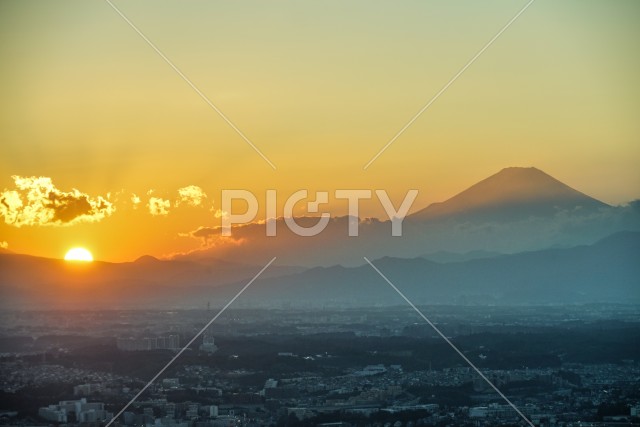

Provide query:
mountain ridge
left=231, top=230, right=640, bottom=307
left=166, top=166, right=635, bottom=267
left=1, top=231, right=637, bottom=309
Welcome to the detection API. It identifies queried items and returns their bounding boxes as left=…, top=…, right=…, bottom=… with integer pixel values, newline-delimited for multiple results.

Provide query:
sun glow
left=64, top=247, right=93, bottom=262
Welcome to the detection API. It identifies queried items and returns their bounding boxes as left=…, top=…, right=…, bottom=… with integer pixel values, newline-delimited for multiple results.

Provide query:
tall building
left=199, top=330, right=218, bottom=353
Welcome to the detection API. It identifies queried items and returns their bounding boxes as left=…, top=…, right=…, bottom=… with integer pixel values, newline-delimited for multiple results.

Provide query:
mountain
left=226, top=231, right=640, bottom=307
left=1, top=166, right=637, bottom=308
left=1, top=231, right=637, bottom=309
left=0, top=254, right=304, bottom=309
left=420, top=250, right=503, bottom=263
left=410, top=167, right=608, bottom=221
left=169, top=167, right=636, bottom=267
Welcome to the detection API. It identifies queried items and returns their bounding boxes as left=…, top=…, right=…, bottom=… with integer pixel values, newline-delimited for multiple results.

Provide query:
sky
left=1, top=0, right=639, bottom=262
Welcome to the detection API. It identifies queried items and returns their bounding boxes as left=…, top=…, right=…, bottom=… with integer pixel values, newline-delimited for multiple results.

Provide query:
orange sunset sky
left=1, top=0, right=639, bottom=262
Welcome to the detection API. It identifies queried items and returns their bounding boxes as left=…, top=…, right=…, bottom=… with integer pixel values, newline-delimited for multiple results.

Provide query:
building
left=264, top=379, right=278, bottom=389
left=117, top=335, right=181, bottom=351
left=162, top=378, right=180, bottom=389
left=200, top=330, right=218, bottom=353
left=74, top=383, right=102, bottom=396
left=38, top=406, right=67, bottom=423
left=209, top=405, right=219, bottom=418
left=354, top=364, right=387, bottom=376
left=38, top=398, right=112, bottom=423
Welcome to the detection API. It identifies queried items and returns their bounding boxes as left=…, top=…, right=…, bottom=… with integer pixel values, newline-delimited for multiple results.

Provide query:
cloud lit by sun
left=64, top=247, right=94, bottom=262
left=0, top=176, right=115, bottom=227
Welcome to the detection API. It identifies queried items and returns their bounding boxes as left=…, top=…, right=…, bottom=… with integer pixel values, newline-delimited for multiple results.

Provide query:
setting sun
left=64, top=247, right=94, bottom=262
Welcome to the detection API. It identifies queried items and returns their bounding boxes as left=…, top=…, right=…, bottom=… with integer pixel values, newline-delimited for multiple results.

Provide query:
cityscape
left=1, top=306, right=639, bottom=426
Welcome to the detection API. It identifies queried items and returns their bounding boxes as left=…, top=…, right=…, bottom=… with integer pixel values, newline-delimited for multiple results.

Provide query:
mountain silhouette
left=1, top=231, right=637, bottom=309
left=0, top=254, right=303, bottom=309
left=164, top=167, right=636, bottom=267
left=411, top=167, right=608, bottom=221
left=231, top=231, right=640, bottom=307
left=1, top=166, right=637, bottom=306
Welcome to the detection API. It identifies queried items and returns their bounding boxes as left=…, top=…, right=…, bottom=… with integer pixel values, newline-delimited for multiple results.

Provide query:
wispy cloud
left=179, top=225, right=245, bottom=248
left=0, top=241, right=8, bottom=249
left=176, top=185, right=207, bottom=207
left=183, top=226, right=218, bottom=245
left=131, top=193, right=142, bottom=209
left=0, top=176, right=115, bottom=227
left=213, top=209, right=229, bottom=219
left=148, top=197, right=171, bottom=216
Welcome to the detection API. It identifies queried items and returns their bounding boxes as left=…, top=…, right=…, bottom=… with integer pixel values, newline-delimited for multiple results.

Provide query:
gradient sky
left=1, top=0, right=639, bottom=261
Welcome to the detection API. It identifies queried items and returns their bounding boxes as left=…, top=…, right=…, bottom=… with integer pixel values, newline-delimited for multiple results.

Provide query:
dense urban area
left=1, top=306, right=639, bottom=427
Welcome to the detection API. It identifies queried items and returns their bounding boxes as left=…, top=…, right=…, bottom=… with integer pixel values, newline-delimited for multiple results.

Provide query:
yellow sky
left=1, top=0, right=639, bottom=261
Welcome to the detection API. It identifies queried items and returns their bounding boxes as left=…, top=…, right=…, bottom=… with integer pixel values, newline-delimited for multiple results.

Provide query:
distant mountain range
left=231, top=231, right=640, bottom=308
left=0, top=253, right=303, bottom=309
left=1, top=167, right=638, bottom=309
left=1, top=231, right=638, bottom=309
left=171, top=167, right=640, bottom=267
